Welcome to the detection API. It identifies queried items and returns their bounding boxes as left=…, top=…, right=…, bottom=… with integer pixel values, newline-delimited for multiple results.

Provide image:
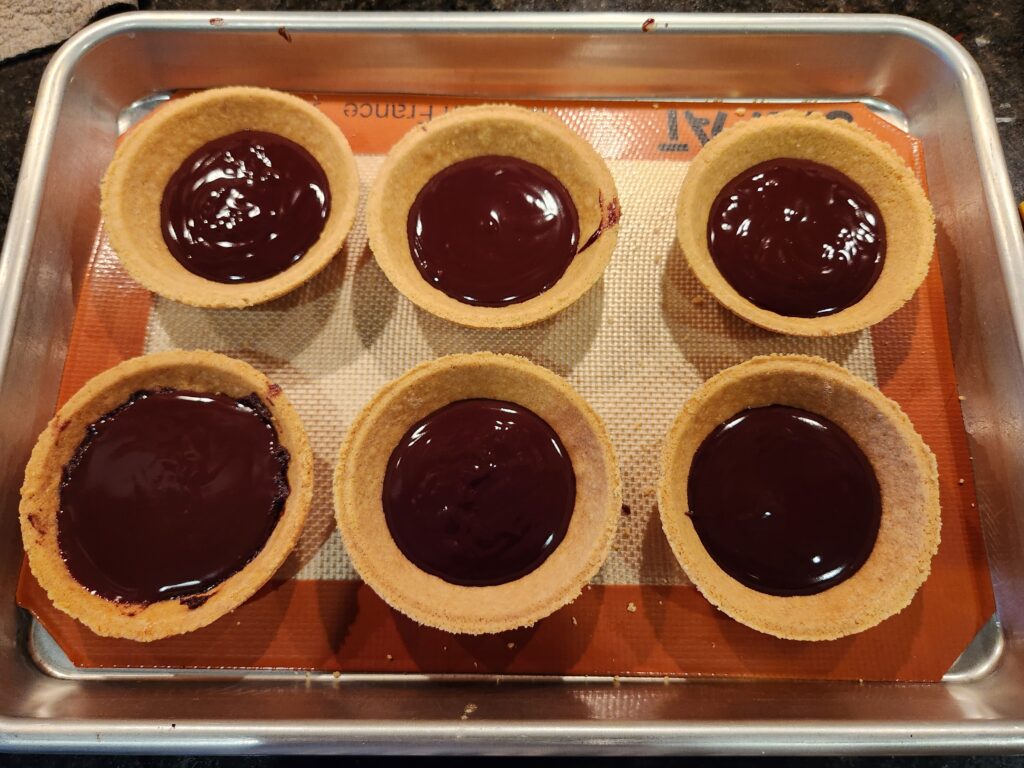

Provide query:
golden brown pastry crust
left=19, top=350, right=313, bottom=641
left=676, top=112, right=935, bottom=336
left=101, top=87, right=360, bottom=308
left=658, top=354, right=941, bottom=641
left=366, top=104, right=620, bottom=328
left=334, top=352, right=621, bottom=634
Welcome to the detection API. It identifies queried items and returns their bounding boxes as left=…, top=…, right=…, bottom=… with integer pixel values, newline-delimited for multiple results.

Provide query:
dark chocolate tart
left=658, top=354, right=941, bottom=640
left=334, top=353, right=621, bottom=634
left=19, top=350, right=313, bottom=641
left=366, top=105, right=621, bottom=328
left=676, top=112, right=935, bottom=336
left=101, top=87, right=359, bottom=308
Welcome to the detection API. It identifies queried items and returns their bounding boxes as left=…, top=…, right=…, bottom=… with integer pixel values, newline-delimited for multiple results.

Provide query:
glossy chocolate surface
left=407, top=155, right=580, bottom=307
left=707, top=158, right=885, bottom=318
left=687, top=405, right=881, bottom=597
left=58, top=390, right=289, bottom=605
left=161, top=130, right=330, bottom=284
left=382, top=398, right=576, bottom=586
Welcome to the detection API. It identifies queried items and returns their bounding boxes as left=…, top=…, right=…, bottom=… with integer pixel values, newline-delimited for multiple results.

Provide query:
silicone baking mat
left=17, top=97, right=995, bottom=681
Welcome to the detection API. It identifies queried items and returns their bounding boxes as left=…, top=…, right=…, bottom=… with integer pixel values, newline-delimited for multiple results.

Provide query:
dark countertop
left=0, top=0, right=1021, bottom=764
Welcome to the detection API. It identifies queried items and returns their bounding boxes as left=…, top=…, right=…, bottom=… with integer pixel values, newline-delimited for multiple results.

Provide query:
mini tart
left=676, top=112, right=935, bottom=336
left=334, top=352, right=621, bottom=634
left=366, top=104, right=620, bottom=328
left=658, top=355, right=941, bottom=641
left=101, top=86, right=359, bottom=308
left=19, top=350, right=313, bottom=641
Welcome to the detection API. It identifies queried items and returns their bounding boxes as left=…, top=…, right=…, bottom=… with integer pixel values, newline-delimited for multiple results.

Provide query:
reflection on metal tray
left=27, top=613, right=1006, bottom=684
left=1, top=11, right=1023, bottom=755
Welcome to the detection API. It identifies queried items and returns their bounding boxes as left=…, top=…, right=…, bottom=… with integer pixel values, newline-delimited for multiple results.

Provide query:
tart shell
left=101, top=86, right=360, bottom=308
left=334, top=352, right=622, bottom=634
left=366, top=104, right=621, bottom=328
left=676, top=112, right=935, bottom=336
left=19, top=350, right=314, bottom=641
left=658, top=354, right=941, bottom=641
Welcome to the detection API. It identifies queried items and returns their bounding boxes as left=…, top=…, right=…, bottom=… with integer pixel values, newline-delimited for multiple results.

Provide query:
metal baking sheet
left=1, top=11, right=1023, bottom=754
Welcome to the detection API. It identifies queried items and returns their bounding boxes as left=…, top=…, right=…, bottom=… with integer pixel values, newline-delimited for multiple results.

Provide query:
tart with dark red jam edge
left=658, top=355, right=940, bottom=641
left=334, top=353, right=621, bottom=634
left=366, top=104, right=621, bottom=328
left=19, top=350, right=313, bottom=641
left=100, top=86, right=360, bottom=309
left=676, top=112, right=935, bottom=336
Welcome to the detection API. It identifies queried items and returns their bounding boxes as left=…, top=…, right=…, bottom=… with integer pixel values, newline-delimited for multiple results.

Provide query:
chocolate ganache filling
left=707, top=158, right=885, bottom=318
left=58, top=390, right=290, bottom=605
left=687, top=405, right=881, bottom=597
left=161, top=130, right=330, bottom=284
left=382, top=398, right=576, bottom=586
left=407, top=155, right=580, bottom=307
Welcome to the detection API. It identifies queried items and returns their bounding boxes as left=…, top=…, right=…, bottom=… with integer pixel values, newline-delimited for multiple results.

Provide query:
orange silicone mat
left=17, top=97, right=994, bottom=681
